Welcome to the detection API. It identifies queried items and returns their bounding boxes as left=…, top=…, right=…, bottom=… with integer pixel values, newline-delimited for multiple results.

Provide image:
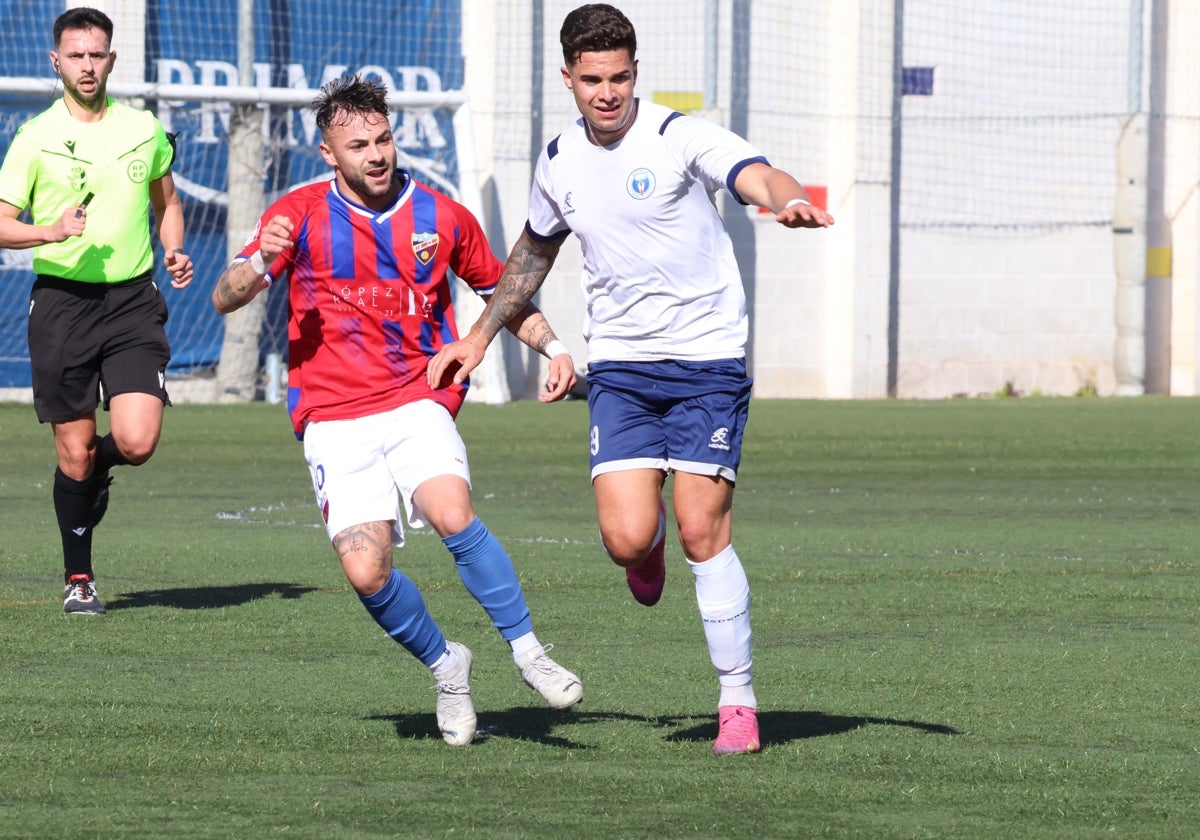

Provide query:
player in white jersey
left=528, top=97, right=754, bottom=364
left=428, top=3, right=834, bottom=756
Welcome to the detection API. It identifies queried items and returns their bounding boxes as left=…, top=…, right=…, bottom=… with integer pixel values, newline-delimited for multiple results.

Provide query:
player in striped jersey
left=212, top=76, right=582, bottom=746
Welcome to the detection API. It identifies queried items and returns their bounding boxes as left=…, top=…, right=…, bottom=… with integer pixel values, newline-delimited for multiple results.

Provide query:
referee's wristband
left=785, top=198, right=812, bottom=209
left=543, top=339, right=570, bottom=360
left=248, top=251, right=267, bottom=274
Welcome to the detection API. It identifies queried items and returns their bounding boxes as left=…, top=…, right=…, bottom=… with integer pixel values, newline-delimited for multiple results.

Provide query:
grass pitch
left=1, top=397, right=1198, bottom=838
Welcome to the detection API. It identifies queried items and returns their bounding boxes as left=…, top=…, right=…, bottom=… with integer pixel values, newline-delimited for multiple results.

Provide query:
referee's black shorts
left=28, top=273, right=172, bottom=424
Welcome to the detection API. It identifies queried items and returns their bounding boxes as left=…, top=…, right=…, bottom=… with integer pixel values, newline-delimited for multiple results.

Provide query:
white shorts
left=301, top=400, right=471, bottom=547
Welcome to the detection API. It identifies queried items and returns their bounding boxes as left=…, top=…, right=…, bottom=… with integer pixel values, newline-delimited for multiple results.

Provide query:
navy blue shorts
left=585, top=358, right=753, bottom=482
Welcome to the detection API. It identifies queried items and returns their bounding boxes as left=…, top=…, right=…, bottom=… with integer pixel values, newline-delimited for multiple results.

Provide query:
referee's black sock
left=53, top=467, right=97, bottom=582
left=93, top=433, right=132, bottom=475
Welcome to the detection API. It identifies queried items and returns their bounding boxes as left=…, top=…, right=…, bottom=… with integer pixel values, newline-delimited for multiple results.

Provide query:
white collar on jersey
left=329, top=169, right=414, bottom=222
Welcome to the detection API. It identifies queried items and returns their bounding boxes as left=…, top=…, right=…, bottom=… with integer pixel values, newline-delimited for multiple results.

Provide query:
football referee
left=0, top=7, right=194, bottom=614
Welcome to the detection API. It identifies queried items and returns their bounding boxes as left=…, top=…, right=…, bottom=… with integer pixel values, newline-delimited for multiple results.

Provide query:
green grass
left=2, top=397, right=1199, bottom=838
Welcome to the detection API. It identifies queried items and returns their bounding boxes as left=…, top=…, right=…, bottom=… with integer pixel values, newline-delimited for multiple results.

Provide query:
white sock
left=509, top=631, right=542, bottom=662
left=430, top=644, right=457, bottom=676
left=689, top=544, right=756, bottom=710
left=719, top=683, right=758, bottom=709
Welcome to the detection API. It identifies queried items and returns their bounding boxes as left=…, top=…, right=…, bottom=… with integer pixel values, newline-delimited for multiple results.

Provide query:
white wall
left=899, top=227, right=1118, bottom=398
left=1165, top=0, right=1200, bottom=395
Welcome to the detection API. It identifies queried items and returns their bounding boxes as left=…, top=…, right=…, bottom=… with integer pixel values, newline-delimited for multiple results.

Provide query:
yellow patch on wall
left=652, top=91, right=704, bottom=113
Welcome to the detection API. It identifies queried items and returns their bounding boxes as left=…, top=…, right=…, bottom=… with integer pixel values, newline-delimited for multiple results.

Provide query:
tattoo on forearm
left=528, top=318, right=555, bottom=353
left=214, top=263, right=258, bottom=310
left=483, top=237, right=556, bottom=338
left=507, top=305, right=557, bottom=353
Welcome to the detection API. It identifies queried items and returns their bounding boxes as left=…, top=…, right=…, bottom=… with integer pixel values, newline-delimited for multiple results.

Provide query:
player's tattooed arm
left=498, top=237, right=576, bottom=402
left=212, top=260, right=269, bottom=314
left=427, top=230, right=565, bottom=391
left=213, top=214, right=293, bottom=315
left=212, top=262, right=260, bottom=311
left=477, top=231, right=563, bottom=343
left=505, top=303, right=559, bottom=354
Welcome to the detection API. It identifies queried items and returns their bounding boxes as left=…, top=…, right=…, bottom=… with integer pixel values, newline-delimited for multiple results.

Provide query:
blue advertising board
left=0, top=0, right=463, bottom=386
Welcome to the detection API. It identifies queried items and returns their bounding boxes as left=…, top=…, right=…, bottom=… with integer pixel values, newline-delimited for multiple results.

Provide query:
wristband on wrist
left=785, top=198, right=812, bottom=209
left=248, top=251, right=267, bottom=274
left=543, top=339, right=569, bottom=360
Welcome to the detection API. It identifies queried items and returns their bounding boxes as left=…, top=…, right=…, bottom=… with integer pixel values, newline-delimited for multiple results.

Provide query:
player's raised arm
left=212, top=215, right=293, bottom=314
left=427, top=228, right=564, bottom=389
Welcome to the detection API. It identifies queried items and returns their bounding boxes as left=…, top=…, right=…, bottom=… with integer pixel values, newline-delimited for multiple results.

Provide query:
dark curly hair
left=313, top=75, right=389, bottom=134
left=560, top=4, right=637, bottom=66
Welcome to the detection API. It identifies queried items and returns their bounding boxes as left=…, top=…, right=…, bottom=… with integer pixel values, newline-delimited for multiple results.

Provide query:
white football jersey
left=527, top=99, right=767, bottom=363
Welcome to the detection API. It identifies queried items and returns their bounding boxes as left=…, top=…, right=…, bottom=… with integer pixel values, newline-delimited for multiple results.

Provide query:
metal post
left=1112, top=0, right=1149, bottom=396
left=215, top=0, right=268, bottom=402
left=529, top=0, right=544, bottom=181
left=1144, top=0, right=1170, bottom=393
left=886, top=0, right=904, bottom=398
left=703, top=0, right=718, bottom=110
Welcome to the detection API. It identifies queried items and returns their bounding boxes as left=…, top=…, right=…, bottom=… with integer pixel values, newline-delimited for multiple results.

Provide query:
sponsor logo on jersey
left=412, top=231, right=439, bottom=265
left=626, top=168, right=655, bottom=200
left=69, top=167, right=86, bottom=191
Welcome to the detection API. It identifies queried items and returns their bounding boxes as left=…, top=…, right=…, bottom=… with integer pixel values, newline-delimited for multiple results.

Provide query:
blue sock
left=444, top=518, right=533, bottom=642
left=359, top=568, right=447, bottom=666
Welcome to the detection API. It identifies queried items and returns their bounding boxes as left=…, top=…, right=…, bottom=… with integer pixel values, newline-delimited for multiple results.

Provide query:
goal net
left=0, top=0, right=509, bottom=403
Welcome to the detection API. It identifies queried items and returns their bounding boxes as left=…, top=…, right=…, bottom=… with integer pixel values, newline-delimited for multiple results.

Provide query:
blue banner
left=0, top=0, right=463, bottom=386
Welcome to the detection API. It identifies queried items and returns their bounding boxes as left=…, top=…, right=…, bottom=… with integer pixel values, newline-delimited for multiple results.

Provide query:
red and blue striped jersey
left=236, top=173, right=502, bottom=436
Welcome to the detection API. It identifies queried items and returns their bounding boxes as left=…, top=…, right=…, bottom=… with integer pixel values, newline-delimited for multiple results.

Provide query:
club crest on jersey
left=412, top=232, right=439, bottom=265
left=626, top=168, right=655, bottom=200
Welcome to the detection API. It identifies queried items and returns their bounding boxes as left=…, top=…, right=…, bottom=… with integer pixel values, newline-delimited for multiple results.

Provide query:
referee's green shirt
left=0, top=97, right=175, bottom=283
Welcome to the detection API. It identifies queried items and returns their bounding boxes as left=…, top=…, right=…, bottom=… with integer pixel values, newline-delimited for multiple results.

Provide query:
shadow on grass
left=665, top=710, right=960, bottom=747
left=370, top=707, right=959, bottom=750
left=106, top=583, right=317, bottom=610
left=370, top=706, right=613, bottom=750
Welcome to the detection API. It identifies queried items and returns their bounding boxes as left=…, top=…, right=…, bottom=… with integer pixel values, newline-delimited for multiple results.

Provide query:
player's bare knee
left=124, top=443, right=157, bottom=465
left=57, top=446, right=95, bottom=479
left=600, top=530, right=649, bottom=568
left=343, top=563, right=390, bottom=596
left=112, top=434, right=159, bottom=465
left=677, top=528, right=723, bottom=564
left=432, top=505, right=476, bottom=538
